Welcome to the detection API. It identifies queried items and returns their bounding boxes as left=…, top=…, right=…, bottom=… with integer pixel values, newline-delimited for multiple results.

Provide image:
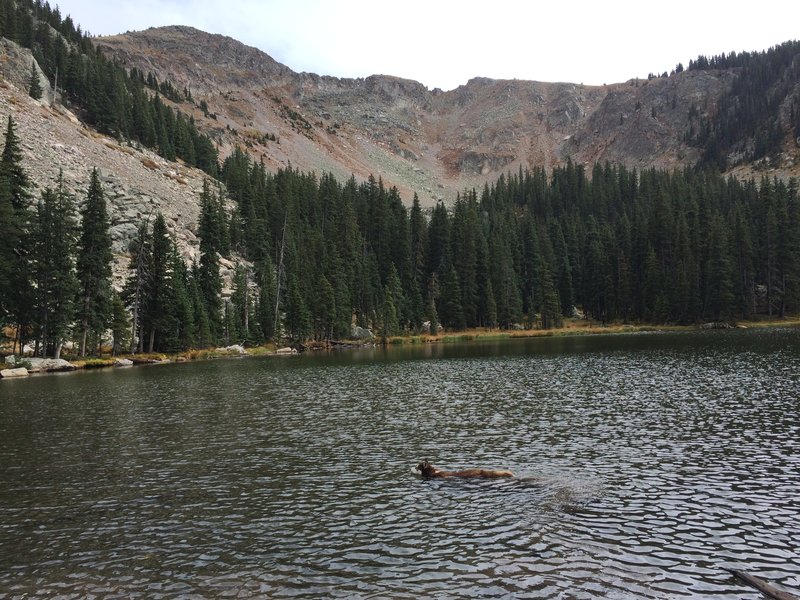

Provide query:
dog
left=415, top=459, right=514, bottom=479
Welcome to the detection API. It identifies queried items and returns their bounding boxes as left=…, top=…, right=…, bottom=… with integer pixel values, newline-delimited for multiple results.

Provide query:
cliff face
left=92, top=25, right=800, bottom=208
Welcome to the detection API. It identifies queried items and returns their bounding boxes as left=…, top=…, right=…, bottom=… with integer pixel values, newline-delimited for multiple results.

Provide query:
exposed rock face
left=94, top=26, right=800, bottom=207
left=351, top=325, right=374, bottom=340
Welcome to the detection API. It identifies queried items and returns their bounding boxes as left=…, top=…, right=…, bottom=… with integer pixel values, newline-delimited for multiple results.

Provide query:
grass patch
left=71, top=358, right=116, bottom=369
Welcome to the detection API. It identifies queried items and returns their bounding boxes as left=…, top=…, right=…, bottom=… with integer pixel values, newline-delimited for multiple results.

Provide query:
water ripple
left=1, top=329, right=799, bottom=598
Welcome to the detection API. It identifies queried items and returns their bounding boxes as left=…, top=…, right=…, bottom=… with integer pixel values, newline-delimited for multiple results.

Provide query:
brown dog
left=415, top=459, right=514, bottom=479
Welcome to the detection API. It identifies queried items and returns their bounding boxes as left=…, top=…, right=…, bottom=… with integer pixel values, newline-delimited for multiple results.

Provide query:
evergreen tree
left=189, top=262, right=213, bottom=347
left=197, top=179, right=223, bottom=340
left=229, top=264, right=251, bottom=343
left=109, top=290, right=129, bottom=356
left=75, top=168, right=113, bottom=356
left=163, top=246, right=195, bottom=351
left=122, top=219, right=153, bottom=353
left=0, top=174, right=21, bottom=330
left=31, top=176, right=78, bottom=358
left=254, top=255, right=277, bottom=342
left=28, top=61, right=42, bottom=100
left=1, top=116, right=31, bottom=211
left=703, top=214, right=735, bottom=321
left=284, top=276, right=311, bottom=341
left=536, top=257, right=562, bottom=330
left=144, top=213, right=172, bottom=352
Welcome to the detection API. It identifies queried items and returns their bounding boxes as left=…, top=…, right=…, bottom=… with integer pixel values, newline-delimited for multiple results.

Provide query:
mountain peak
left=93, top=26, right=800, bottom=205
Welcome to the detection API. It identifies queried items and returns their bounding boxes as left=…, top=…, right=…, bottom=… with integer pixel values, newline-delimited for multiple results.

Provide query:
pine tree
left=284, top=276, right=311, bottom=341
left=703, top=214, right=735, bottom=321
left=123, top=219, right=153, bottom=353
left=144, top=213, right=172, bottom=352
left=75, top=168, right=113, bottom=356
left=229, top=264, right=251, bottom=343
left=1, top=116, right=31, bottom=211
left=0, top=175, right=19, bottom=326
left=254, top=255, right=277, bottom=342
left=32, top=176, right=78, bottom=358
left=109, top=291, right=129, bottom=356
left=536, top=257, right=562, bottom=330
left=437, top=262, right=465, bottom=330
left=197, top=179, right=223, bottom=340
left=0, top=116, right=33, bottom=352
left=163, top=246, right=195, bottom=351
left=28, top=61, right=43, bottom=100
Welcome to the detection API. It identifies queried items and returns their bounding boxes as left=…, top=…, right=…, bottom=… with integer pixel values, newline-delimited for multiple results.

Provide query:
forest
left=2, top=111, right=799, bottom=356
left=687, top=40, right=800, bottom=169
left=0, top=0, right=220, bottom=175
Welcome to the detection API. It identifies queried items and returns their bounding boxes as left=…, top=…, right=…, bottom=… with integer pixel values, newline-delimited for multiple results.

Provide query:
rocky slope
left=93, top=26, right=800, bottom=208
left=0, top=39, right=218, bottom=286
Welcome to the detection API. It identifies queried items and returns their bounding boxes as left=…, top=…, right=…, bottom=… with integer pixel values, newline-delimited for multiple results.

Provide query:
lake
left=1, top=328, right=799, bottom=598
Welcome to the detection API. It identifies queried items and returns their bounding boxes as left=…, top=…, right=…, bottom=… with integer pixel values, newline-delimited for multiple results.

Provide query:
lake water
left=1, top=328, right=799, bottom=598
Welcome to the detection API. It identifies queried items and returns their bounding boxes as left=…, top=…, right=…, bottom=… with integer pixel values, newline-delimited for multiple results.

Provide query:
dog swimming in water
left=415, top=459, right=514, bottom=479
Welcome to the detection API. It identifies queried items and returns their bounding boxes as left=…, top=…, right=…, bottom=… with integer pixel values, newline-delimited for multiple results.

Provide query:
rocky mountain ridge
left=94, top=26, right=800, bottom=206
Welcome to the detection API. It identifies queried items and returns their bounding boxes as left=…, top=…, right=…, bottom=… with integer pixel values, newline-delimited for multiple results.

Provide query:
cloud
left=57, top=0, right=800, bottom=90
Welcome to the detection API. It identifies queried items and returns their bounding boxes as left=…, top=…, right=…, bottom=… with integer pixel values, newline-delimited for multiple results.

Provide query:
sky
left=54, top=0, right=800, bottom=91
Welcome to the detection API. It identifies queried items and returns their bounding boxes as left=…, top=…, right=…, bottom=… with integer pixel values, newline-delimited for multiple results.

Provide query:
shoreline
left=3, top=317, right=799, bottom=378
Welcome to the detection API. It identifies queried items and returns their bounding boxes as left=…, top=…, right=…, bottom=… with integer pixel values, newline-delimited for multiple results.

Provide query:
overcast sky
left=54, top=0, right=799, bottom=91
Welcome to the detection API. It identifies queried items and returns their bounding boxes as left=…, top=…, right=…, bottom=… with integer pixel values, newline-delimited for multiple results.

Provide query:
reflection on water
left=1, top=328, right=799, bottom=598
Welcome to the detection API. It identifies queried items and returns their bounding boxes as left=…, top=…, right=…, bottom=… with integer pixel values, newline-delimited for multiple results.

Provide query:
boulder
left=25, top=358, right=77, bottom=372
left=351, top=324, right=375, bottom=340
left=222, top=344, right=248, bottom=354
left=114, top=358, right=134, bottom=367
left=275, top=346, right=297, bottom=355
left=1, top=367, right=29, bottom=378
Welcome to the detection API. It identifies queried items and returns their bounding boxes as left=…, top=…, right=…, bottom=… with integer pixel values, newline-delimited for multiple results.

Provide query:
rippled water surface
left=2, top=328, right=800, bottom=598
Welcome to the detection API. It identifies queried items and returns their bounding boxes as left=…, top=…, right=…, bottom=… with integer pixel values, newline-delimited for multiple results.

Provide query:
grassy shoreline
left=3, top=317, right=799, bottom=376
left=383, top=317, right=800, bottom=345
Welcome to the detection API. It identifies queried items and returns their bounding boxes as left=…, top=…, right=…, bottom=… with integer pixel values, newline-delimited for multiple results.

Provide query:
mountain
left=2, top=21, right=799, bottom=277
left=93, top=26, right=800, bottom=207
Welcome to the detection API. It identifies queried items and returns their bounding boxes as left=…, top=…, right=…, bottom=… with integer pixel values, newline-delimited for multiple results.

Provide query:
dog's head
left=415, top=459, right=436, bottom=477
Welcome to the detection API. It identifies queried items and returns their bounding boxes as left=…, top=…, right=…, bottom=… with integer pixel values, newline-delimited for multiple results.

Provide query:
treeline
left=0, top=115, right=225, bottom=356
left=1, top=116, right=119, bottom=357
left=0, top=0, right=219, bottom=175
left=218, top=148, right=800, bottom=339
left=687, top=40, right=800, bottom=169
left=2, top=115, right=799, bottom=356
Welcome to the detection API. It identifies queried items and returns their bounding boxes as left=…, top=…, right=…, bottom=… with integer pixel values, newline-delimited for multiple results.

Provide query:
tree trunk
left=148, top=328, right=155, bottom=354
left=130, top=305, right=139, bottom=354
left=80, top=316, right=88, bottom=357
left=728, top=569, right=799, bottom=600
